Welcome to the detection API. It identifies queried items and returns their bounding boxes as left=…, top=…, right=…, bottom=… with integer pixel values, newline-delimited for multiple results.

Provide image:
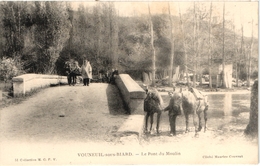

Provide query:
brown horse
left=143, top=87, right=163, bottom=134
left=166, top=88, right=208, bottom=137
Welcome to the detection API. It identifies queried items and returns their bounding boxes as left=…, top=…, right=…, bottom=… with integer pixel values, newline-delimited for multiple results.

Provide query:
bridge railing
left=115, top=74, right=146, bottom=115
left=12, top=74, right=67, bottom=97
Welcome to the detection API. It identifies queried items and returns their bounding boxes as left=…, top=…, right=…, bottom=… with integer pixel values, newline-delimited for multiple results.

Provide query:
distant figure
left=81, top=60, right=92, bottom=86
left=64, top=61, right=72, bottom=85
left=109, top=68, right=119, bottom=84
left=103, top=71, right=110, bottom=83
left=99, top=69, right=109, bottom=83
left=70, top=61, right=81, bottom=86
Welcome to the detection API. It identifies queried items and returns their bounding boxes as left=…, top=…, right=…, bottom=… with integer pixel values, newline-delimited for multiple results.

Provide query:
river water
left=208, top=93, right=250, bottom=118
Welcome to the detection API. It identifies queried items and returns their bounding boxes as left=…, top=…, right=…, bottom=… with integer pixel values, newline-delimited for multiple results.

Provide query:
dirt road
left=0, top=83, right=129, bottom=143
left=0, top=83, right=258, bottom=165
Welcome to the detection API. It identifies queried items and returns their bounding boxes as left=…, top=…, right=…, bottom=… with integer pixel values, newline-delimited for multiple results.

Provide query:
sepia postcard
left=0, top=0, right=258, bottom=165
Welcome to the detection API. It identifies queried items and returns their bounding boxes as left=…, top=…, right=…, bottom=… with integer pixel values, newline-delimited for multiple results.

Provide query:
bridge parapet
left=12, top=74, right=67, bottom=97
left=115, top=74, right=146, bottom=115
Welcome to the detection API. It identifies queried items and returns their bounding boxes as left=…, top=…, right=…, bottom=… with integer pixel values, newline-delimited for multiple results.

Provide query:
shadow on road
left=106, top=84, right=128, bottom=115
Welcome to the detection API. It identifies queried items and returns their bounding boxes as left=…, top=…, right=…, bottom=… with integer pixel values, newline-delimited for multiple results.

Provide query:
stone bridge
left=1, top=73, right=147, bottom=144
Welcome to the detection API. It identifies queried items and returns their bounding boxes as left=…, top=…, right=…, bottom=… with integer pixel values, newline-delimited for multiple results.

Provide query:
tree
left=208, top=2, right=213, bottom=88
left=148, top=3, right=156, bottom=86
left=1, top=2, right=28, bottom=59
left=178, top=3, right=189, bottom=85
left=168, top=2, right=174, bottom=85
left=233, top=14, right=239, bottom=87
left=247, top=19, right=254, bottom=87
left=245, top=80, right=258, bottom=136
left=33, top=2, right=70, bottom=74
left=109, top=2, right=119, bottom=69
left=222, top=2, right=226, bottom=88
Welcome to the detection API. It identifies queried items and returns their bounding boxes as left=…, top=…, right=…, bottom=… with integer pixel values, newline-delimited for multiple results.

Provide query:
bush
left=0, top=57, right=24, bottom=82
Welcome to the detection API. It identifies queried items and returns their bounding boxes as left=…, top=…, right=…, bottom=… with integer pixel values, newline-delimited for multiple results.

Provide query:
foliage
left=251, top=70, right=258, bottom=80
left=33, top=2, right=70, bottom=74
left=0, top=2, right=258, bottom=81
left=0, top=57, right=23, bottom=82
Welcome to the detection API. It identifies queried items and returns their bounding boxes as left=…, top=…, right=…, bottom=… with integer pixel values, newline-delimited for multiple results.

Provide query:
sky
left=70, top=1, right=258, bottom=38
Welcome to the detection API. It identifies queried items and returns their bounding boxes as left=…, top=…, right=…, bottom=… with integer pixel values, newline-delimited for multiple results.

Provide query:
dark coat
left=164, top=94, right=183, bottom=116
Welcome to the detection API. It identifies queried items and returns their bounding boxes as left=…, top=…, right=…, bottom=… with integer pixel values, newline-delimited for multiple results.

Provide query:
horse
left=143, top=87, right=164, bottom=134
left=166, top=88, right=208, bottom=137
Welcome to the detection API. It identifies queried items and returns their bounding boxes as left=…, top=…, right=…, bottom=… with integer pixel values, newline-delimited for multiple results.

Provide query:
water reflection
left=223, top=93, right=232, bottom=116
left=207, top=93, right=250, bottom=119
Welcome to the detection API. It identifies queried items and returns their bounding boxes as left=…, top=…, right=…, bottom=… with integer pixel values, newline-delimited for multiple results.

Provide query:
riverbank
left=136, top=80, right=251, bottom=94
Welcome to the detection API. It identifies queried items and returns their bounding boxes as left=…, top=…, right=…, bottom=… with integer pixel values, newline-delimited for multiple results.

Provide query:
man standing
left=64, top=60, right=72, bottom=86
left=70, top=61, right=81, bottom=85
left=109, top=68, right=119, bottom=84
left=81, top=60, right=92, bottom=86
left=164, top=92, right=183, bottom=136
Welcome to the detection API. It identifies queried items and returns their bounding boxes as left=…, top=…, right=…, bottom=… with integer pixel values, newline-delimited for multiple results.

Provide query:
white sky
left=70, top=1, right=258, bottom=38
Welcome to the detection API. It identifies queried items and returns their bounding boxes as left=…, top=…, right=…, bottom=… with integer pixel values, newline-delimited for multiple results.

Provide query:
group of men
left=64, top=59, right=92, bottom=86
left=64, top=59, right=119, bottom=86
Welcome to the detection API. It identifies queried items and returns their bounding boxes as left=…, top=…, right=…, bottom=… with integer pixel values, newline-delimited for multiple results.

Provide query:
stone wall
left=115, top=74, right=146, bottom=115
left=12, top=74, right=67, bottom=97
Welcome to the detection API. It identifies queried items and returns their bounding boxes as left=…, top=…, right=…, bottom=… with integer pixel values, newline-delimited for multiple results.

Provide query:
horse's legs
left=73, top=75, right=76, bottom=85
left=67, top=74, right=71, bottom=85
left=204, top=107, right=208, bottom=132
left=185, top=113, right=189, bottom=133
left=156, top=111, right=162, bottom=134
left=149, top=113, right=154, bottom=132
left=145, top=113, right=150, bottom=133
left=197, top=112, right=202, bottom=132
left=71, top=74, right=74, bottom=85
left=193, top=113, right=199, bottom=137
